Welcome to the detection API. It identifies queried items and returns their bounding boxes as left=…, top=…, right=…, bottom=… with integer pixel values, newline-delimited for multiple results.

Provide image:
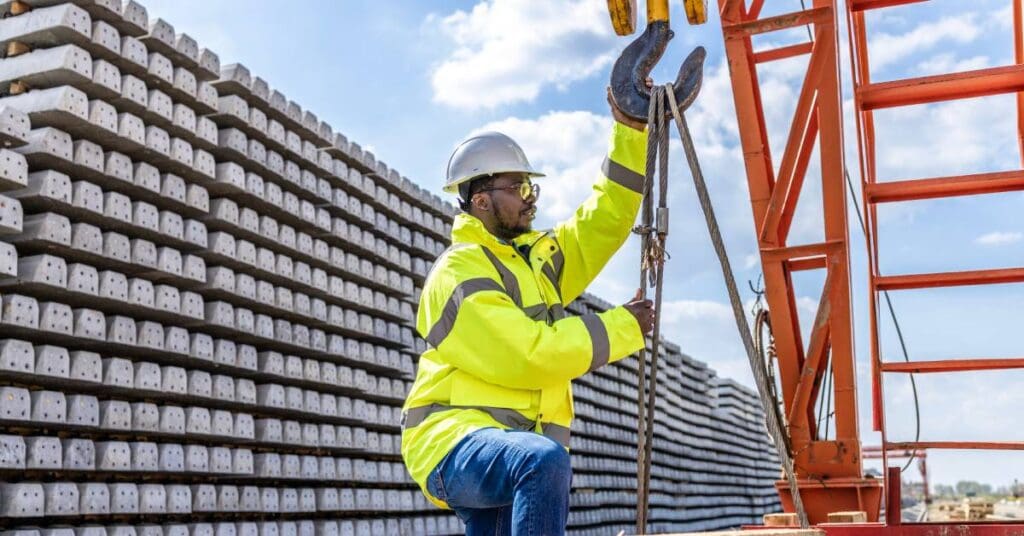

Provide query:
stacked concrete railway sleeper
left=0, top=0, right=781, bottom=534
left=563, top=297, right=780, bottom=534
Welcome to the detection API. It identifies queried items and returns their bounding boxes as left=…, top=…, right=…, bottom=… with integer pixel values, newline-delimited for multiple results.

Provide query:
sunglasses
left=477, top=182, right=540, bottom=201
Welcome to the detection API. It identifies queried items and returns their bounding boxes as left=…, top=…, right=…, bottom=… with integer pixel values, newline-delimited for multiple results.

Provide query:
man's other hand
left=607, top=77, right=654, bottom=131
left=624, top=288, right=655, bottom=334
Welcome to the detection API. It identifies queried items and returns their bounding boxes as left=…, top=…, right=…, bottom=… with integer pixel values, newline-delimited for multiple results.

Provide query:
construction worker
left=401, top=90, right=654, bottom=535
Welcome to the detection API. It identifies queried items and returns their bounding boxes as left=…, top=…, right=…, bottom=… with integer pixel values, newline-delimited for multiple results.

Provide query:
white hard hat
left=444, top=131, right=545, bottom=196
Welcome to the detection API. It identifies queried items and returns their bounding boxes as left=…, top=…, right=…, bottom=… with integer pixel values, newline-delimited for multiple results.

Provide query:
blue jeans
left=426, top=427, right=572, bottom=535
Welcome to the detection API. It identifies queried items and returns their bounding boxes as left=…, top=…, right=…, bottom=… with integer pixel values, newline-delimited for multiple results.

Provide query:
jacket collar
left=450, top=213, right=545, bottom=251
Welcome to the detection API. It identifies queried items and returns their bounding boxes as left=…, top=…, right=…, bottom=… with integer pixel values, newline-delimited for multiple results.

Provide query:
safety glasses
left=478, top=182, right=540, bottom=201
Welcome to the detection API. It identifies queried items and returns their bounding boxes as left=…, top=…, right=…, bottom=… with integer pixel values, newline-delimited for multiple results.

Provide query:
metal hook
left=609, top=21, right=706, bottom=122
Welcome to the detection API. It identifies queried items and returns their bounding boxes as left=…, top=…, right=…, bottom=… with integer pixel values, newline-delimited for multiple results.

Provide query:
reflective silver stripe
left=541, top=263, right=561, bottom=300
left=549, top=304, right=567, bottom=321
left=523, top=303, right=548, bottom=321
left=541, top=423, right=571, bottom=446
left=402, top=404, right=570, bottom=447
left=425, top=277, right=504, bottom=347
left=550, top=247, right=564, bottom=279
left=602, top=156, right=644, bottom=193
left=481, top=246, right=522, bottom=307
left=581, top=314, right=610, bottom=372
left=523, top=302, right=567, bottom=325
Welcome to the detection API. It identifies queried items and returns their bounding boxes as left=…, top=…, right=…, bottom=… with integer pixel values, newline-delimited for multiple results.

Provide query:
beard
left=491, top=198, right=532, bottom=240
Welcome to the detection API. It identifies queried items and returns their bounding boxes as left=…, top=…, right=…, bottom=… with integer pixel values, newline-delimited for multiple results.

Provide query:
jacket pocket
left=449, top=370, right=533, bottom=410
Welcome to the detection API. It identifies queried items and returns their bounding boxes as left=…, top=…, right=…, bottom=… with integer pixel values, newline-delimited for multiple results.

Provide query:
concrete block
left=213, top=486, right=238, bottom=513
left=104, top=314, right=134, bottom=344
left=98, top=399, right=130, bottom=430
left=157, top=443, right=184, bottom=472
left=211, top=409, right=233, bottom=437
left=102, top=356, right=133, bottom=387
left=301, top=422, right=319, bottom=447
left=25, top=435, right=61, bottom=469
left=168, top=137, right=193, bottom=167
left=65, top=394, right=98, bottom=426
left=183, top=254, right=205, bottom=282
left=0, top=434, right=26, bottom=469
left=187, top=333, right=213, bottom=362
left=285, top=385, right=303, bottom=411
left=95, top=440, right=131, bottom=471
left=133, top=361, right=161, bottom=390
left=143, top=125, right=170, bottom=156
left=37, top=301, right=72, bottom=335
left=131, top=403, right=158, bottom=432
left=137, top=484, right=165, bottom=513
left=272, top=319, right=290, bottom=343
left=153, top=283, right=179, bottom=313
left=209, top=446, right=232, bottom=473
left=192, top=484, right=216, bottom=511
left=213, top=338, right=236, bottom=365
left=0, top=339, right=33, bottom=375
left=211, top=374, right=235, bottom=402
left=276, top=254, right=292, bottom=278
left=135, top=320, right=163, bottom=349
left=187, top=370, right=212, bottom=398
left=255, top=383, right=285, bottom=410
left=303, top=390, right=319, bottom=415
left=235, top=307, right=254, bottom=333
left=184, top=218, right=207, bottom=247
left=64, top=262, right=99, bottom=296
left=254, top=453, right=280, bottom=478
left=166, top=485, right=191, bottom=514
left=189, top=526, right=212, bottom=536
left=279, top=488, right=299, bottom=513
left=147, top=52, right=173, bottom=84
left=136, top=527, right=163, bottom=536
left=254, top=418, right=282, bottom=443
left=197, top=81, right=218, bottom=113
left=31, top=390, right=66, bottom=423
left=300, top=455, right=317, bottom=478
left=131, top=442, right=158, bottom=471
left=155, top=246, right=184, bottom=277
left=185, top=406, right=211, bottom=435
left=282, top=420, right=301, bottom=445
left=0, top=483, right=43, bottom=517
left=164, top=325, right=190, bottom=354
left=159, top=366, right=186, bottom=394
left=159, top=405, right=185, bottom=435
left=98, top=231, right=129, bottom=263
left=239, top=487, right=260, bottom=512
left=184, top=444, right=208, bottom=473
left=109, top=482, right=138, bottom=513
left=259, top=488, right=279, bottom=515
left=232, top=448, right=253, bottom=474
left=172, top=68, right=196, bottom=99
left=61, top=438, right=93, bottom=470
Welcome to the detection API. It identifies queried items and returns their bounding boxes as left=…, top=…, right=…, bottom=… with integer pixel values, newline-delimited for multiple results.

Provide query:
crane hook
left=610, top=21, right=706, bottom=122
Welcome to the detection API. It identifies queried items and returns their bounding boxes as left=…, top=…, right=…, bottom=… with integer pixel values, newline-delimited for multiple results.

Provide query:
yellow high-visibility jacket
left=401, top=123, right=648, bottom=508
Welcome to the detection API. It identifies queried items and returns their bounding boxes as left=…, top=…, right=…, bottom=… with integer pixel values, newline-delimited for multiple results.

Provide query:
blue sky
left=144, top=0, right=1024, bottom=488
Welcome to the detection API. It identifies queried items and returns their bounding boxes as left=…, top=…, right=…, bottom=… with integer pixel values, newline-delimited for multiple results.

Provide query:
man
left=401, top=92, right=654, bottom=535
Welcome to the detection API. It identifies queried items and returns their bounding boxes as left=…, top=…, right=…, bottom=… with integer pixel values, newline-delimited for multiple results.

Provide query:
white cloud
left=916, top=53, right=991, bottom=75
left=869, top=15, right=981, bottom=70
left=975, top=231, right=1023, bottom=246
left=428, top=0, right=618, bottom=109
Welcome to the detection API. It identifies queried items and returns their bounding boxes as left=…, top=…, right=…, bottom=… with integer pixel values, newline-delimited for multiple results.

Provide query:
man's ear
left=472, top=193, right=490, bottom=212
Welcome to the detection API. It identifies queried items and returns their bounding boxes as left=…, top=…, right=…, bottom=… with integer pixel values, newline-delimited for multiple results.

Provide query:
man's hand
left=623, top=288, right=655, bottom=335
left=607, top=77, right=654, bottom=131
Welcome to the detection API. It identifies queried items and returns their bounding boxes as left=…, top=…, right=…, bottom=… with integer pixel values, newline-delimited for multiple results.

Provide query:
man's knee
left=523, top=436, right=571, bottom=480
